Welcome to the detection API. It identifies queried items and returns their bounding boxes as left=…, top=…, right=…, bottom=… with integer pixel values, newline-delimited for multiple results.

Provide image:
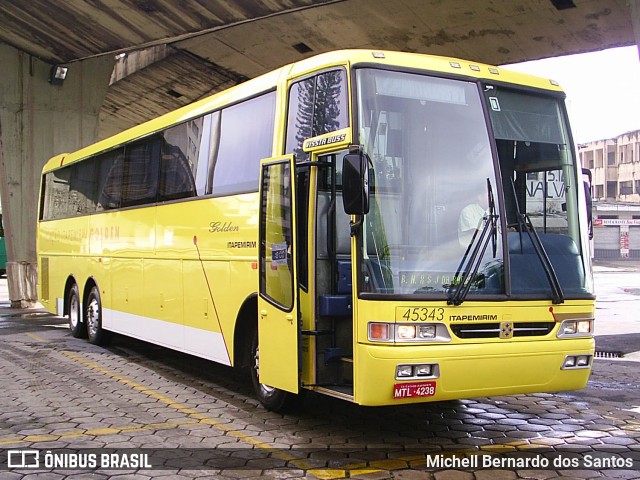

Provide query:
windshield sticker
left=489, top=97, right=501, bottom=111
left=271, top=242, right=288, bottom=267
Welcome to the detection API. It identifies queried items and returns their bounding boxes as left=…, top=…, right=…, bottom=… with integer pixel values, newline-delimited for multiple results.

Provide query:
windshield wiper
left=447, top=179, right=498, bottom=306
left=510, top=179, right=565, bottom=304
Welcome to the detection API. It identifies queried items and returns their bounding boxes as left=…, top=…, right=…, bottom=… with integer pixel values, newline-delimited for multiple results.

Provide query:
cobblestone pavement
left=0, top=308, right=639, bottom=479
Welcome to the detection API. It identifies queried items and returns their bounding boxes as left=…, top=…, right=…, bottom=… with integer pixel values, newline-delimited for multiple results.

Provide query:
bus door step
left=323, top=348, right=353, bottom=364
left=302, top=329, right=334, bottom=336
left=323, top=347, right=343, bottom=364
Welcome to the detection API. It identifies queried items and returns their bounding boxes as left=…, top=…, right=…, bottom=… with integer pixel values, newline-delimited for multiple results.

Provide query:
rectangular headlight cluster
left=557, top=319, right=594, bottom=338
left=368, top=322, right=450, bottom=342
left=396, top=363, right=440, bottom=380
left=562, top=354, right=592, bottom=370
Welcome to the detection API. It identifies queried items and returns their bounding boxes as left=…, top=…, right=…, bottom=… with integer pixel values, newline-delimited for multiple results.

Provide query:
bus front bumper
left=354, top=338, right=594, bottom=406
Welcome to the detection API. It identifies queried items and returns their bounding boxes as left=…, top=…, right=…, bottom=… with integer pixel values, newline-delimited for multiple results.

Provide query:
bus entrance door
left=257, top=155, right=300, bottom=394
left=313, top=150, right=355, bottom=398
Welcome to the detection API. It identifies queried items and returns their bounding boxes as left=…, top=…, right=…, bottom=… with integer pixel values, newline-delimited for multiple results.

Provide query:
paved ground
left=0, top=265, right=639, bottom=479
left=591, top=259, right=640, bottom=360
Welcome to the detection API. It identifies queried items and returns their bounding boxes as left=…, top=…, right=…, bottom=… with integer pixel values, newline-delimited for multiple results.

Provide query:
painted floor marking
left=10, top=332, right=639, bottom=478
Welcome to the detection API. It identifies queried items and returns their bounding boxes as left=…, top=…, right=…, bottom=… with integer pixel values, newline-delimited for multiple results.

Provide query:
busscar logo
left=303, top=132, right=347, bottom=149
left=8, top=450, right=39, bottom=468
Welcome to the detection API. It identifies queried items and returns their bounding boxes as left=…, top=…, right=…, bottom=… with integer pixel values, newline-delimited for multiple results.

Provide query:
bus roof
left=43, top=49, right=564, bottom=173
left=287, top=49, right=563, bottom=92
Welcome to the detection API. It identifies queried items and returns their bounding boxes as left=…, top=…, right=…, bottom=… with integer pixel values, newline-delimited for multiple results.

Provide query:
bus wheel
left=86, top=285, right=109, bottom=346
left=249, top=328, right=301, bottom=412
left=68, top=284, right=86, bottom=338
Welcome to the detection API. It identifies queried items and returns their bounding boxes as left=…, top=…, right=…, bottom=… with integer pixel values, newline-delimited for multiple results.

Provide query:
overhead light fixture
left=49, top=65, right=68, bottom=85
left=549, top=0, right=576, bottom=10
left=292, top=42, right=313, bottom=54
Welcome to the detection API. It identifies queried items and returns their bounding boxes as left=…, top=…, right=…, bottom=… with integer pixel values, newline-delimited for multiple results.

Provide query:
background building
left=579, top=130, right=640, bottom=258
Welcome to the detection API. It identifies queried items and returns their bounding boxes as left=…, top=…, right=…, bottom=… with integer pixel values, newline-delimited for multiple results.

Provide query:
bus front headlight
left=562, top=354, right=592, bottom=369
left=557, top=319, right=593, bottom=338
left=397, top=325, right=416, bottom=339
left=418, top=324, right=437, bottom=339
left=367, top=322, right=451, bottom=342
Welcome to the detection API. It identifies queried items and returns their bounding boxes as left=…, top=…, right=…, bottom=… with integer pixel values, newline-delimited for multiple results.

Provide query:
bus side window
left=42, top=168, right=72, bottom=219
left=285, top=69, right=349, bottom=161
left=211, top=92, right=276, bottom=196
left=119, top=139, right=161, bottom=207
left=97, top=148, right=126, bottom=210
left=159, top=142, right=196, bottom=201
left=76, top=160, right=100, bottom=215
left=162, top=115, right=213, bottom=200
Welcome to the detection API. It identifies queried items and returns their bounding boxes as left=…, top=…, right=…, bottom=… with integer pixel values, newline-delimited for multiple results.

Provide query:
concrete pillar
left=632, top=0, right=640, bottom=59
left=0, top=45, right=114, bottom=308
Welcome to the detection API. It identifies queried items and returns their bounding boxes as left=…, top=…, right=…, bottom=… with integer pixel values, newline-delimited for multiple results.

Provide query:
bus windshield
left=354, top=68, right=592, bottom=299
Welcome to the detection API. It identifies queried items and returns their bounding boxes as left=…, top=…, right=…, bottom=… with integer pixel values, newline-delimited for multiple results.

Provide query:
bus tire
left=249, top=327, right=302, bottom=412
left=86, top=285, right=110, bottom=346
left=68, top=284, right=86, bottom=338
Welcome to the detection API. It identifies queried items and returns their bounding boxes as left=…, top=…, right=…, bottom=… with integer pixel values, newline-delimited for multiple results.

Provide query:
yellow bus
left=37, top=50, right=595, bottom=411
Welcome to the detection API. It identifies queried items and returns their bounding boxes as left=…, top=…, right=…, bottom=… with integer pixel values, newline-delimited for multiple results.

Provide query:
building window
left=595, top=185, right=604, bottom=198
left=582, top=150, right=594, bottom=169
left=620, top=181, right=633, bottom=195
left=595, top=149, right=603, bottom=168
left=607, top=151, right=616, bottom=166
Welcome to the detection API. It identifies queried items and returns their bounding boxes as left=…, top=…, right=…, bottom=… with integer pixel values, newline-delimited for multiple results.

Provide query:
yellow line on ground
left=36, top=344, right=640, bottom=477
left=60, top=351, right=316, bottom=472
left=26, top=332, right=47, bottom=343
left=0, top=420, right=200, bottom=446
left=604, top=414, right=640, bottom=432
left=7, top=335, right=344, bottom=476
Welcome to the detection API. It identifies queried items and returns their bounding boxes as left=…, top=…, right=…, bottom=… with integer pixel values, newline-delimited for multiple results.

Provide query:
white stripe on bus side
left=102, top=307, right=232, bottom=366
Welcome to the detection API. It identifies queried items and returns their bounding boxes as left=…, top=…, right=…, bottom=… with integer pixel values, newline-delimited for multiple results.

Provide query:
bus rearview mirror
left=342, top=152, right=370, bottom=215
left=582, top=168, right=593, bottom=240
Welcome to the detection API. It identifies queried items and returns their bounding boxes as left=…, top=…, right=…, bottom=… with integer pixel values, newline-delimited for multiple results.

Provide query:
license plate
left=393, top=381, right=436, bottom=399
